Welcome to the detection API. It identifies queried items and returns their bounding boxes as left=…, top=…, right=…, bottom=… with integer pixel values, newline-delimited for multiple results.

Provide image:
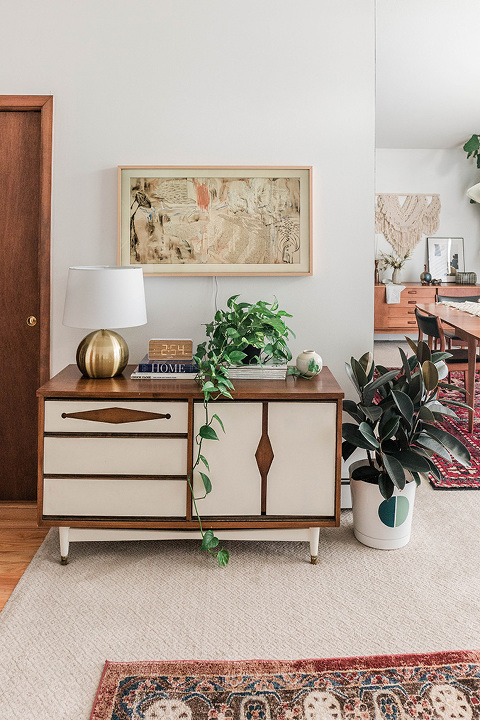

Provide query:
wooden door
left=0, top=96, right=52, bottom=500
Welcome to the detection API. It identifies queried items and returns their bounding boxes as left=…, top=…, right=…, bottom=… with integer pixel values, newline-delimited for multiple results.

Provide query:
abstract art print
left=118, top=166, right=312, bottom=275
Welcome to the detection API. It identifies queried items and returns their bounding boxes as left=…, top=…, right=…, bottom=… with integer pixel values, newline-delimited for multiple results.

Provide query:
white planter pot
left=295, top=350, right=323, bottom=376
left=349, top=460, right=416, bottom=549
left=392, top=268, right=402, bottom=284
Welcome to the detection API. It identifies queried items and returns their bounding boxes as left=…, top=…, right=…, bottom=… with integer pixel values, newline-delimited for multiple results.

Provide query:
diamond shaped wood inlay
left=61, top=407, right=171, bottom=424
left=255, top=430, right=274, bottom=478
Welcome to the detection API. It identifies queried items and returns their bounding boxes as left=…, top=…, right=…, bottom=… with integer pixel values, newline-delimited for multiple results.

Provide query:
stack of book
left=131, top=338, right=198, bottom=379
left=226, top=362, right=288, bottom=380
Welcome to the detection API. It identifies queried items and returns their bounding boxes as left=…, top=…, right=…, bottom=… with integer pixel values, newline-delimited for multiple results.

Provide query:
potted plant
left=190, top=295, right=294, bottom=565
left=378, top=250, right=412, bottom=284
left=342, top=340, right=471, bottom=549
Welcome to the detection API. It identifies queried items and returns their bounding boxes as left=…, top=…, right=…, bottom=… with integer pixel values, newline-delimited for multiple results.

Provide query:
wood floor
left=0, top=503, right=48, bottom=612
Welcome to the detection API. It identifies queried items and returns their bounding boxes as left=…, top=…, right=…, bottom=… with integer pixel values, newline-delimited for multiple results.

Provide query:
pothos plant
left=189, top=295, right=294, bottom=566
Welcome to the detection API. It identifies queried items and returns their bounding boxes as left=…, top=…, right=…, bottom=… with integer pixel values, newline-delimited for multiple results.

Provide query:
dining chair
left=414, top=307, right=480, bottom=388
left=436, top=294, right=480, bottom=348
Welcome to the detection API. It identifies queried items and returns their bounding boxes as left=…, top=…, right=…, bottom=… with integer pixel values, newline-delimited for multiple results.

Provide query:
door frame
left=0, top=95, right=52, bottom=384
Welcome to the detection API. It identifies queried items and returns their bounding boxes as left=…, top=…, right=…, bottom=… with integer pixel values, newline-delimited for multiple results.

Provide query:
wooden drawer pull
left=61, top=407, right=172, bottom=424
left=407, top=321, right=416, bottom=325
left=408, top=300, right=419, bottom=304
left=407, top=290, right=418, bottom=294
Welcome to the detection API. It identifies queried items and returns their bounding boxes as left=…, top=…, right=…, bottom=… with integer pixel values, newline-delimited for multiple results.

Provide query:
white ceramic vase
left=295, top=350, right=323, bottom=376
left=349, top=460, right=416, bottom=549
left=392, top=268, right=402, bottom=284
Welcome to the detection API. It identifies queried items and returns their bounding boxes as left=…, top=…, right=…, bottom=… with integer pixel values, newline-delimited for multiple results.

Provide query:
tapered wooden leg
left=309, top=527, right=320, bottom=564
left=59, top=527, right=69, bottom=565
left=467, top=339, right=476, bottom=433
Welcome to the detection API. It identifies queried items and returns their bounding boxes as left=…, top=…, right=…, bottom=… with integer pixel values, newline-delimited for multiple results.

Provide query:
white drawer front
left=44, top=437, right=187, bottom=475
left=266, top=402, right=337, bottom=516
left=44, top=400, right=188, bottom=434
left=43, top=478, right=186, bottom=517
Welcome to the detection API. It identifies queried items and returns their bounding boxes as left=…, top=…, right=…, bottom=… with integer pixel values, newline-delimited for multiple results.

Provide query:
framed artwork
left=427, top=237, right=465, bottom=281
left=118, top=166, right=312, bottom=276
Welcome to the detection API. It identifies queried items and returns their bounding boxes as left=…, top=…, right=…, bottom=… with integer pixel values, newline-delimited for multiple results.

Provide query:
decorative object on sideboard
left=342, top=343, right=471, bottom=549
left=455, top=271, right=477, bottom=285
left=419, top=264, right=432, bottom=285
left=427, top=236, right=464, bottom=283
left=63, top=266, right=147, bottom=378
left=192, top=295, right=294, bottom=565
left=378, top=250, right=412, bottom=284
left=294, top=350, right=323, bottom=377
left=118, top=166, right=312, bottom=276
left=375, top=194, right=441, bottom=257
left=374, top=259, right=380, bottom=284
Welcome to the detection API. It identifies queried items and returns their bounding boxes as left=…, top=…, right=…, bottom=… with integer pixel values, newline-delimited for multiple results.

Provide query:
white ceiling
left=376, top=0, right=480, bottom=149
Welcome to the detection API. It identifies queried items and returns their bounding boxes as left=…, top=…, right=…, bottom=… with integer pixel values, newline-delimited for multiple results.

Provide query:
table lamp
left=63, top=266, right=147, bottom=378
left=466, top=183, right=480, bottom=203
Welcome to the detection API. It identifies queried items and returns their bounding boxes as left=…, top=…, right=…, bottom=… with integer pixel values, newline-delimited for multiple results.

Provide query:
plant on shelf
left=463, top=134, right=480, bottom=168
left=342, top=340, right=471, bottom=548
left=378, top=250, right=412, bottom=282
left=189, top=295, right=294, bottom=566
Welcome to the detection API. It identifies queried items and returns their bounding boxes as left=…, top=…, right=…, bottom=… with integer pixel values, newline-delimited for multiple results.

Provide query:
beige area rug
left=1, top=483, right=480, bottom=719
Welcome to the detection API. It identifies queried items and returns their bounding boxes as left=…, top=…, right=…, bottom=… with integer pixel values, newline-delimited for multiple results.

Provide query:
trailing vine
left=187, top=295, right=294, bottom=566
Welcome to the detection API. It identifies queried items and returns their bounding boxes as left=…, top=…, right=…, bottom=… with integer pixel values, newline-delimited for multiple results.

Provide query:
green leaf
left=405, top=336, right=418, bottom=356
left=226, top=294, right=240, bottom=309
left=379, top=415, right=400, bottom=442
left=342, top=423, right=379, bottom=450
left=199, top=454, right=210, bottom=471
left=211, top=414, right=225, bottom=433
left=411, top=471, right=422, bottom=487
left=463, top=134, right=480, bottom=157
left=425, top=401, right=458, bottom=418
left=359, top=404, right=383, bottom=423
left=415, top=432, right=453, bottom=462
left=216, top=548, right=230, bottom=566
left=201, top=529, right=219, bottom=550
left=202, top=381, right=216, bottom=393
left=399, top=347, right=411, bottom=381
left=358, top=351, right=374, bottom=380
left=342, top=440, right=357, bottom=462
left=438, top=382, right=467, bottom=395
left=378, top=472, right=394, bottom=500
left=358, top=422, right=380, bottom=448
left=423, top=423, right=471, bottom=468
left=391, top=390, right=414, bottom=426
left=390, top=449, right=431, bottom=473
left=417, top=340, right=431, bottom=365
left=431, top=351, right=452, bottom=363
left=199, top=425, right=219, bottom=441
left=363, top=369, right=400, bottom=404
left=418, top=406, right=436, bottom=423
left=345, top=362, right=361, bottom=396
left=199, top=472, right=212, bottom=494
left=228, top=350, right=247, bottom=364
left=351, top=358, right=368, bottom=389
left=383, top=454, right=406, bottom=490
left=422, top=360, right=438, bottom=392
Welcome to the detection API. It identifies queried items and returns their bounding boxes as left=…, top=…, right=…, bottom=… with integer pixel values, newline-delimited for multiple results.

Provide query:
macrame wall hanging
left=375, top=194, right=441, bottom=257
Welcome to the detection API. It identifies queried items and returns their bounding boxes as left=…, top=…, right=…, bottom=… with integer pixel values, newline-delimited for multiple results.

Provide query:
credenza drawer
left=44, top=437, right=187, bottom=475
left=44, top=400, right=188, bottom=434
left=43, top=477, right=186, bottom=517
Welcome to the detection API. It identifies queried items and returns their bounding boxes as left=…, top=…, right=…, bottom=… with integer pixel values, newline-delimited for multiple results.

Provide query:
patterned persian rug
left=89, top=651, right=480, bottom=720
left=432, top=372, right=480, bottom=489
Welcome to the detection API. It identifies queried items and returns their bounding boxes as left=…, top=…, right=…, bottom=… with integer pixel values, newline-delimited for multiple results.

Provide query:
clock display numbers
left=148, top=339, right=193, bottom=361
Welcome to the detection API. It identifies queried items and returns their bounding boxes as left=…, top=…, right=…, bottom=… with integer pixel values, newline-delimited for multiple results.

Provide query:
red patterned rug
left=90, top=651, right=480, bottom=720
left=433, top=372, right=480, bottom=489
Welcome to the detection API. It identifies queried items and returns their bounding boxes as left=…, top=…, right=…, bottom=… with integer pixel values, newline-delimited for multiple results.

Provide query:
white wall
left=0, top=0, right=375, bottom=389
left=376, top=149, right=480, bottom=283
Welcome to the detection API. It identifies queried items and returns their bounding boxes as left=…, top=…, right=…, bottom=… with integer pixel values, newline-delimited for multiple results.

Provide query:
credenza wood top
left=38, top=365, right=344, bottom=400
left=375, top=282, right=479, bottom=288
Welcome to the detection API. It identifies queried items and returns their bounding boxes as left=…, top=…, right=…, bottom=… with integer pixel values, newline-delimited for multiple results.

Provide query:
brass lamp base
left=76, top=329, right=129, bottom=378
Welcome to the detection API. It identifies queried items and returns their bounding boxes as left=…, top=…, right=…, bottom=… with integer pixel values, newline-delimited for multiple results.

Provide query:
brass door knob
left=27, top=316, right=37, bottom=327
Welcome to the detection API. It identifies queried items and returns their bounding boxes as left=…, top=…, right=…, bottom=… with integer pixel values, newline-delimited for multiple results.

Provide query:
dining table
left=416, top=302, right=480, bottom=432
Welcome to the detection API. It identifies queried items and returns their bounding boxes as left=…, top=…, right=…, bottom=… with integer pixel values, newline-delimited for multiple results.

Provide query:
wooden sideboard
left=374, top=283, right=480, bottom=333
left=37, top=365, right=343, bottom=565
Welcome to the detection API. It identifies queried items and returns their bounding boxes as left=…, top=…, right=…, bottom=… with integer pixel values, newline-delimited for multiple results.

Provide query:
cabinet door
left=266, top=402, right=337, bottom=516
left=193, top=402, right=262, bottom=516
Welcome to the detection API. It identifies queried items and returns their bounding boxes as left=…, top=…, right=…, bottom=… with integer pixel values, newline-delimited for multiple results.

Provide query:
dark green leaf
left=415, top=432, right=452, bottom=462
left=342, top=440, right=357, bottom=462
left=199, top=472, right=212, bottom=494
left=216, top=548, right=230, bottom=566
left=359, top=404, right=383, bottom=423
left=211, top=413, right=225, bottom=433
left=342, top=423, right=379, bottom=450
left=345, top=362, right=361, bottom=396
left=418, top=406, right=436, bottom=423
left=383, top=454, right=406, bottom=490
left=399, top=347, right=411, bottom=381
left=390, top=449, right=431, bottom=473
left=411, top=471, right=422, bottom=487
left=379, top=415, right=400, bottom=441
left=463, top=134, right=480, bottom=157
left=201, top=529, right=219, bottom=550
left=438, top=382, right=467, bottom=395
left=405, top=336, right=418, bottom=356
left=351, top=358, right=368, bottom=389
left=431, top=351, right=452, bottom=363
left=363, top=369, right=400, bottom=404
left=228, top=350, right=247, bottom=364
left=423, top=423, right=471, bottom=467
left=199, top=425, right=219, bottom=441
left=417, top=341, right=431, bottom=365
left=358, top=422, right=380, bottom=448
left=425, top=401, right=458, bottom=418
left=391, top=390, right=414, bottom=426
left=378, top=472, right=394, bottom=500
left=358, top=351, right=375, bottom=381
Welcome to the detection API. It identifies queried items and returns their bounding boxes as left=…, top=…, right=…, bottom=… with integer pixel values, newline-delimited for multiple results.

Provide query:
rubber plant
left=189, top=294, right=294, bottom=566
left=342, top=339, right=471, bottom=499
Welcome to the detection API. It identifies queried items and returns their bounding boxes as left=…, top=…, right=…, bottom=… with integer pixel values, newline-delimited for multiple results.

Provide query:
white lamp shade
left=467, top=182, right=480, bottom=203
left=63, top=266, right=147, bottom=329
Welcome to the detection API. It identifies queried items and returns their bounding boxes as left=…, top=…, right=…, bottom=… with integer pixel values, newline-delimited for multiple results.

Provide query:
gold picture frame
left=118, top=166, right=312, bottom=276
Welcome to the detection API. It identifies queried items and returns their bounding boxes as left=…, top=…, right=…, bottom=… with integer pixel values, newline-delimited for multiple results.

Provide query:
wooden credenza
left=37, top=365, right=343, bottom=564
left=374, top=283, right=480, bottom=333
